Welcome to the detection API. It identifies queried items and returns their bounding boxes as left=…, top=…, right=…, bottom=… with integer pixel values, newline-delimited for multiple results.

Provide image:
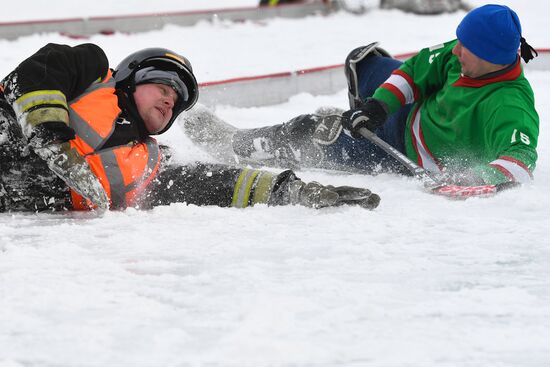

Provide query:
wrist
left=365, top=98, right=389, bottom=118
left=28, top=121, right=76, bottom=149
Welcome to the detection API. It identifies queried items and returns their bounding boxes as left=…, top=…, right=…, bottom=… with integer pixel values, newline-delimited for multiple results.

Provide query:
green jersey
left=372, top=40, right=539, bottom=185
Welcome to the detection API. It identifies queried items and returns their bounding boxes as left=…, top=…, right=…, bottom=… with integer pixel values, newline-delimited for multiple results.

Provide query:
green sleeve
left=373, top=40, right=457, bottom=113
left=473, top=103, right=539, bottom=184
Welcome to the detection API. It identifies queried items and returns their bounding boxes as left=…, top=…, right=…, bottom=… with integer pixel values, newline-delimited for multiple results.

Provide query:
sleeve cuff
left=13, top=90, right=69, bottom=130
left=25, top=107, right=70, bottom=128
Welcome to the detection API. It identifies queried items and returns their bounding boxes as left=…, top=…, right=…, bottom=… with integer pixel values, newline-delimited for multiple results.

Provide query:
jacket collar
left=453, top=56, right=522, bottom=88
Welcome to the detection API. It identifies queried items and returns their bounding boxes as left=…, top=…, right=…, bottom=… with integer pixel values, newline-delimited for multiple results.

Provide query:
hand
left=34, top=142, right=110, bottom=210
left=342, top=98, right=389, bottom=138
left=288, top=180, right=380, bottom=210
left=325, top=184, right=381, bottom=209
left=28, top=122, right=76, bottom=149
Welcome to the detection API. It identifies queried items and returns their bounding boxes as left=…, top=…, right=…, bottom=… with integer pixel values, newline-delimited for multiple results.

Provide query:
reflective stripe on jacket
left=68, top=70, right=161, bottom=210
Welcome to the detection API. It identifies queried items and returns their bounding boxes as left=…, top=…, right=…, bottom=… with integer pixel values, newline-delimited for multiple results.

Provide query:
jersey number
left=511, top=129, right=530, bottom=145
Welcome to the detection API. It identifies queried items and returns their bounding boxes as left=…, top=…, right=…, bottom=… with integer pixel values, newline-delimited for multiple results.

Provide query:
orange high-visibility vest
left=68, top=70, right=161, bottom=210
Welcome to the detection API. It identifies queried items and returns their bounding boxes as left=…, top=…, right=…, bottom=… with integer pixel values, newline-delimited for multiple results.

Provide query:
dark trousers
left=322, top=55, right=412, bottom=173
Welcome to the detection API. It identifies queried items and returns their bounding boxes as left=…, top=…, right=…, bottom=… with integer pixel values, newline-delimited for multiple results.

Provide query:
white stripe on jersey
left=411, top=107, right=441, bottom=174
left=490, top=158, right=532, bottom=183
left=385, top=74, right=415, bottom=105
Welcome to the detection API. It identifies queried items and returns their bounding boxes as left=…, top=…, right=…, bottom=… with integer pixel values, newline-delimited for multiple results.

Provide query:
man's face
left=452, top=41, right=507, bottom=78
left=133, top=83, right=179, bottom=134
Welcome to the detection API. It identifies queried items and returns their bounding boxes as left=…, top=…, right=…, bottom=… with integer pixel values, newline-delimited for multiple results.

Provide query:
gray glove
left=34, top=142, right=109, bottom=210
left=286, top=180, right=380, bottom=210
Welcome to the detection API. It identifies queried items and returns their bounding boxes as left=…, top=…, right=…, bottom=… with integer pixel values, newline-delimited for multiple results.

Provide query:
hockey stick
left=358, top=127, right=443, bottom=188
left=357, top=127, right=519, bottom=197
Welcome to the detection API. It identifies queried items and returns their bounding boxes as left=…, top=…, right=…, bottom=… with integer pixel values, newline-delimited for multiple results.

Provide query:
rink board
left=199, top=50, right=550, bottom=107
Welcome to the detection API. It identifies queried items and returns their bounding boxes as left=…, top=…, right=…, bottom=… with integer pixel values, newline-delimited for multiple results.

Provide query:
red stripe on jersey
left=490, top=163, right=515, bottom=181
left=499, top=156, right=533, bottom=178
left=453, top=57, right=522, bottom=88
left=381, top=82, right=406, bottom=105
left=409, top=107, right=423, bottom=166
left=394, top=70, right=419, bottom=100
left=417, top=117, right=442, bottom=171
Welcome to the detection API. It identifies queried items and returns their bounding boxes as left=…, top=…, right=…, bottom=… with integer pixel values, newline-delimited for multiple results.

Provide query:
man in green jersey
left=182, top=4, right=539, bottom=197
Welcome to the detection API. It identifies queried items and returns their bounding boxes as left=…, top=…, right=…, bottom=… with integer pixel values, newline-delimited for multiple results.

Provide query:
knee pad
left=282, top=113, right=343, bottom=148
left=345, top=42, right=391, bottom=109
left=232, top=114, right=326, bottom=169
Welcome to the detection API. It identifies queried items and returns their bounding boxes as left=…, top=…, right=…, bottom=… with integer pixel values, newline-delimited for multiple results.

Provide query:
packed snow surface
left=1, top=1, right=549, bottom=366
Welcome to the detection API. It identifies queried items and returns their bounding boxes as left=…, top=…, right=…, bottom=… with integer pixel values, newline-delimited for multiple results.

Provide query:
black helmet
left=113, top=48, right=199, bottom=134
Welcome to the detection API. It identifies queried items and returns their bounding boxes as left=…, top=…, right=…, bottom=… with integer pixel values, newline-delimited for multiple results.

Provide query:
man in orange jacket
left=0, top=43, right=380, bottom=212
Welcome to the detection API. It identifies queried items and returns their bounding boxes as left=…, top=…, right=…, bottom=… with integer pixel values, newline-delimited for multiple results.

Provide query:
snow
left=1, top=1, right=550, bottom=366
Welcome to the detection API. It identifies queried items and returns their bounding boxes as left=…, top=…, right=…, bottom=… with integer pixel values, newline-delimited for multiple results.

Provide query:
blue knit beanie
left=456, top=4, right=521, bottom=65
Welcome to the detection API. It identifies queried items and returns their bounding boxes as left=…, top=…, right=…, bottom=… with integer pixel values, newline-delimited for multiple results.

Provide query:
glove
left=28, top=122, right=76, bottom=149
left=268, top=170, right=380, bottom=209
left=285, top=180, right=380, bottom=210
left=342, top=98, right=389, bottom=138
left=34, top=142, right=110, bottom=210
left=26, top=118, right=107, bottom=209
